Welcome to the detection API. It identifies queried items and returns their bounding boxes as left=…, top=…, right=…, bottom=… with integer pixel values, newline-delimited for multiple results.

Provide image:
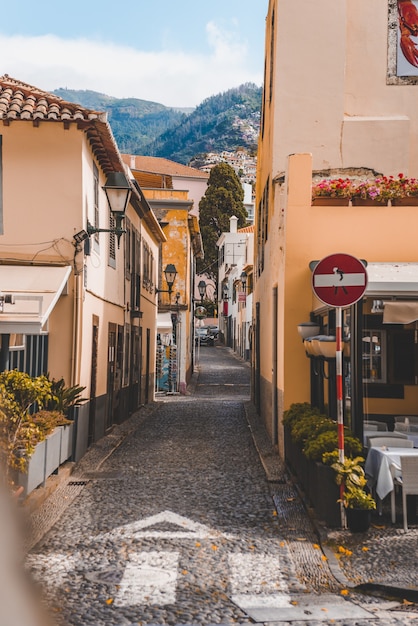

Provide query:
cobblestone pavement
left=24, top=346, right=418, bottom=625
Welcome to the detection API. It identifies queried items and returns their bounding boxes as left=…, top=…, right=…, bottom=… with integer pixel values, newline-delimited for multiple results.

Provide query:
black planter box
left=313, top=462, right=341, bottom=528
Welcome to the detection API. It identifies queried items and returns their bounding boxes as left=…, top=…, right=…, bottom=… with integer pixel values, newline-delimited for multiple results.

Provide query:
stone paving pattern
left=23, top=346, right=418, bottom=625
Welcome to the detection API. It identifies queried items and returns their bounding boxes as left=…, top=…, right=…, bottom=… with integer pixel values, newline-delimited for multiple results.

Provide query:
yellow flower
left=340, top=589, right=349, bottom=596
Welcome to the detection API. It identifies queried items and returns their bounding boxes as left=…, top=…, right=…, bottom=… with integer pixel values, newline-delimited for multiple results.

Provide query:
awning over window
left=366, top=263, right=418, bottom=297
left=0, top=265, right=72, bottom=334
left=383, top=301, right=418, bottom=324
left=157, top=312, right=174, bottom=332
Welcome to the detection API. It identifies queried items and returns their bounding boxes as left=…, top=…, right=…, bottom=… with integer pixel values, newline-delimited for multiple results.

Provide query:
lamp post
left=198, top=280, right=207, bottom=302
left=73, top=171, right=132, bottom=250
left=87, top=172, right=132, bottom=248
left=241, top=271, right=247, bottom=292
left=156, top=264, right=177, bottom=298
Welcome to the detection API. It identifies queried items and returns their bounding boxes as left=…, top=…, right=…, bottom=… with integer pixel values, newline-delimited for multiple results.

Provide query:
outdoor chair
left=395, top=415, right=418, bottom=424
left=369, top=436, right=413, bottom=448
left=364, top=420, right=388, bottom=431
left=395, top=422, right=418, bottom=433
left=390, top=456, right=418, bottom=531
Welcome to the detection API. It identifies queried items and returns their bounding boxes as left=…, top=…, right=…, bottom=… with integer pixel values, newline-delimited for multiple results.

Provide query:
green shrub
left=282, top=403, right=321, bottom=429
left=303, top=430, right=363, bottom=462
left=290, top=413, right=335, bottom=446
left=0, top=371, right=71, bottom=475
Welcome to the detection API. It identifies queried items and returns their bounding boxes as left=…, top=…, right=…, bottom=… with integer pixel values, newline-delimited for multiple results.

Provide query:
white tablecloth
left=365, top=447, right=418, bottom=500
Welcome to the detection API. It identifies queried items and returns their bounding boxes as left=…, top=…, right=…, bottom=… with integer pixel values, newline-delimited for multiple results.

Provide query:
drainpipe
left=71, top=269, right=83, bottom=387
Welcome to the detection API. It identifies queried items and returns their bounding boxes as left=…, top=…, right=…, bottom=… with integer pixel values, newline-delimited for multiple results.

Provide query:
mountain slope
left=53, top=88, right=189, bottom=154
left=53, top=84, right=262, bottom=164
left=143, top=83, right=262, bottom=164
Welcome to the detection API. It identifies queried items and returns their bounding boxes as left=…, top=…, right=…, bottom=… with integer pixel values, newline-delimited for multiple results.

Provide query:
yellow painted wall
left=142, top=189, right=195, bottom=388
left=255, top=0, right=418, bottom=450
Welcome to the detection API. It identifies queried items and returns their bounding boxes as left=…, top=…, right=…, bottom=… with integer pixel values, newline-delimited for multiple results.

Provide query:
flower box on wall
left=351, top=198, right=388, bottom=206
left=311, top=197, right=350, bottom=206
left=391, top=197, right=418, bottom=206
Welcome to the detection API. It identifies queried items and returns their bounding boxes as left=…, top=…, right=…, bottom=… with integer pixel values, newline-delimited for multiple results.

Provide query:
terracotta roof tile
left=0, top=75, right=105, bottom=123
left=0, top=74, right=125, bottom=174
left=238, top=225, right=255, bottom=233
left=122, top=154, right=209, bottom=180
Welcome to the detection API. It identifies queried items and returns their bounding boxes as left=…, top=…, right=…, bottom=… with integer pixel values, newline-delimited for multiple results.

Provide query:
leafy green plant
left=331, top=456, right=376, bottom=510
left=45, top=377, right=87, bottom=414
left=0, top=371, right=70, bottom=475
left=290, top=413, right=334, bottom=446
left=282, top=402, right=322, bottom=428
left=342, top=487, right=376, bottom=510
left=303, top=430, right=363, bottom=462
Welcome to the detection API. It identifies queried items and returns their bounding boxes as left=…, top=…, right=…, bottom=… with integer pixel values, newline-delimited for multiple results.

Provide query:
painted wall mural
left=397, top=0, right=418, bottom=74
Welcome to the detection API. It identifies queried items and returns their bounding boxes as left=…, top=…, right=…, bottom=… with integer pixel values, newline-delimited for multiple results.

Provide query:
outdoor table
left=365, top=447, right=418, bottom=500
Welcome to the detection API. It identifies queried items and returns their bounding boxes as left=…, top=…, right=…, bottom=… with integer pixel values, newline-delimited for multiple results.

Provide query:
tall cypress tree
left=197, top=162, right=247, bottom=278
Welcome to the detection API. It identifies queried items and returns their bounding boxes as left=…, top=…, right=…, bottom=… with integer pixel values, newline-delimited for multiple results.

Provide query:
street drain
left=68, top=480, right=90, bottom=486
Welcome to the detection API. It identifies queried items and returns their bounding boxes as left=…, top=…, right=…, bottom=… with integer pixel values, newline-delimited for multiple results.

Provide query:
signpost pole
left=335, top=306, right=346, bottom=528
left=311, top=253, right=368, bottom=529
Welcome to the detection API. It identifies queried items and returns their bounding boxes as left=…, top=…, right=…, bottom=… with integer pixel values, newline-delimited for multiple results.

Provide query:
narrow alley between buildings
left=22, top=346, right=417, bottom=626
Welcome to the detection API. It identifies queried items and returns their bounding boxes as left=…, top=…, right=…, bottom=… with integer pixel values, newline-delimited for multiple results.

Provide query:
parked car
left=207, top=325, right=219, bottom=340
left=195, top=327, right=214, bottom=346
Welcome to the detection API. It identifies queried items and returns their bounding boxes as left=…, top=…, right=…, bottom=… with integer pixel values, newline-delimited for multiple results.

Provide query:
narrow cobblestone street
left=24, top=346, right=418, bottom=625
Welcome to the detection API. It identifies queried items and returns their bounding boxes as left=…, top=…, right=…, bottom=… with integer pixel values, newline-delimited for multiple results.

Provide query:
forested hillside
left=53, top=88, right=187, bottom=154
left=53, top=84, right=262, bottom=164
left=143, top=83, right=261, bottom=163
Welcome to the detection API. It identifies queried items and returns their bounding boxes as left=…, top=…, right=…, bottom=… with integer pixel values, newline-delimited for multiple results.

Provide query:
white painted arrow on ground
left=99, top=509, right=235, bottom=540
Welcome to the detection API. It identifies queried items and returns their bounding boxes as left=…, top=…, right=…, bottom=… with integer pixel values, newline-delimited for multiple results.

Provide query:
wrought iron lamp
left=156, top=264, right=177, bottom=295
left=198, top=280, right=207, bottom=302
left=74, top=172, right=132, bottom=249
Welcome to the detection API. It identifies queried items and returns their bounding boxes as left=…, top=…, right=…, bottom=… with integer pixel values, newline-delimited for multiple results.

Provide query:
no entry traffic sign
left=312, top=253, right=367, bottom=308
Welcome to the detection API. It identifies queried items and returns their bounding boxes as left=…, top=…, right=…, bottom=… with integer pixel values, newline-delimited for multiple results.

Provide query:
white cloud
left=0, top=29, right=262, bottom=107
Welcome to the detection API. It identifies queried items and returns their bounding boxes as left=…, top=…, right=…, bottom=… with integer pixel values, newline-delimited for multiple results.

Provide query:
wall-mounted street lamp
left=156, top=264, right=177, bottom=296
left=73, top=172, right=132, bottom=249
left=240, top=271, right=247, bottom=292
left=198, top=280, right=207, bottom=302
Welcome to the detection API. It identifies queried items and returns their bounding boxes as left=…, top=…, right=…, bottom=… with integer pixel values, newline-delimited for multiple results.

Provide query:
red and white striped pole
left=335, top=306, right=346, bottom=527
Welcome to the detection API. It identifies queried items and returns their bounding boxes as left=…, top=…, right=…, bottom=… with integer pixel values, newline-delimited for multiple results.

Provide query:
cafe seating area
left=364, top=415, right=418, bottom=531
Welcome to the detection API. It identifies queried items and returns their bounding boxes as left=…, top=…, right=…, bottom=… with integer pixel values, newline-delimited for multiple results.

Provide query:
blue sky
left=0, top=1, right=268, bottom=107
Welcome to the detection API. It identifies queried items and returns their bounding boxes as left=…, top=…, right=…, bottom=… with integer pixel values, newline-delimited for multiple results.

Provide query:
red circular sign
left=312, top=253, right=367, bottom=307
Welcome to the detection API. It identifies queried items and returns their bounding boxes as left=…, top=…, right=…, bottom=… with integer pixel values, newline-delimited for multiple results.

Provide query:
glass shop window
left=362, top=330, right=386, bottom=383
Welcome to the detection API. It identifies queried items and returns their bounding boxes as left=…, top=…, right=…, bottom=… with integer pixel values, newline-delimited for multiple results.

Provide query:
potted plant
left=0, top=371, right=71, bottom=494
left=331, top=456, right=376, bottom=532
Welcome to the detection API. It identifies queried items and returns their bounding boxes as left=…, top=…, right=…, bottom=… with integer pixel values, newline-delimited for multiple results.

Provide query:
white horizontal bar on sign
left=314, top=273, right=366, bottom=288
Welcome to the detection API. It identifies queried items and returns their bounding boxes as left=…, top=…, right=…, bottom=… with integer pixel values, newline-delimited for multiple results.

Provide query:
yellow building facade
left=254, top=1, right=418, bottom=455
left=0, top=75, right=165, bottom=461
